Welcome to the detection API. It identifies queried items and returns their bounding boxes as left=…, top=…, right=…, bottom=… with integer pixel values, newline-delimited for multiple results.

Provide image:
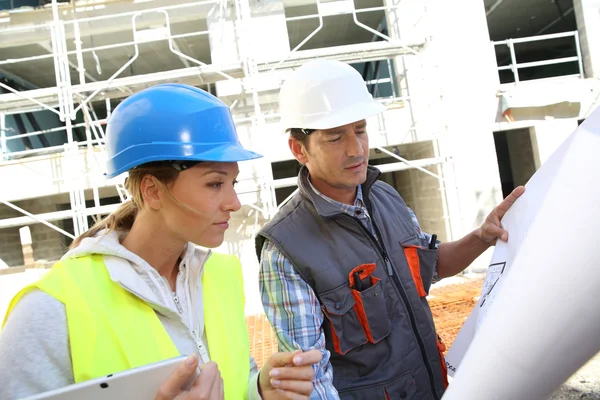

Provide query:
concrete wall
left=393, top=141, right=447, bottom=242
left=0, top=198, right=67, bottom=267
left=434, top=0, right=503, bottom=233
left=506, top=128, right=538, bottom=187
left=386, top=0, right=502, bottom=268
left=574, top=0, right=600, bottom=79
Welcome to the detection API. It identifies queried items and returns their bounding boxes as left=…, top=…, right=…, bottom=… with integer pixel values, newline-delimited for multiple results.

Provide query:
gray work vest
left=256, top=166, right=447, bottom=400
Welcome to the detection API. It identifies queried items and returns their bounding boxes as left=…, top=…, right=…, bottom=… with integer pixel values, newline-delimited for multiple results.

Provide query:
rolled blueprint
left=442, top=107, right=600, bottom=400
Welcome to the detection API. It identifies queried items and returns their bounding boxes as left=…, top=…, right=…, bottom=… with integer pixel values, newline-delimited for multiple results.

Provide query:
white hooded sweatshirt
left=0, top=230, right=261, bottom=400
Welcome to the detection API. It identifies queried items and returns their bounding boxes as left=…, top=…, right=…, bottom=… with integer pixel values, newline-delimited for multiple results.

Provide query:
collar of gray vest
left=297, top=165, right=382, bottom=218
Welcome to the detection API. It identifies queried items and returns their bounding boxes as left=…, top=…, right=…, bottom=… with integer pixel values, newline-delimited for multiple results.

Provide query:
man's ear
left=140, top=175, right=162, bottom=211
left=289, top=137, right=309, bottom=165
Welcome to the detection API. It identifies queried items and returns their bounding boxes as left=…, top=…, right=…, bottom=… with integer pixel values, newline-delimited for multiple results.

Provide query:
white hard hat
left=279, top=59, right=386, bottom=131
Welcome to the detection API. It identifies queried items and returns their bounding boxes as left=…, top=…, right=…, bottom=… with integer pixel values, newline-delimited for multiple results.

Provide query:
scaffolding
left=0, top=0, right=465, bottom=263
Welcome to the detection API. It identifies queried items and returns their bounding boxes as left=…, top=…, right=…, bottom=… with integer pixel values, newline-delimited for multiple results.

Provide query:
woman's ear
left=140, top=175, right=162, bottom=211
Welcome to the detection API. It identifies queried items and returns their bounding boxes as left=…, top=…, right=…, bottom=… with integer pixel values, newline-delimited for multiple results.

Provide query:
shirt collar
left=307, top=177, right=366, bottom=210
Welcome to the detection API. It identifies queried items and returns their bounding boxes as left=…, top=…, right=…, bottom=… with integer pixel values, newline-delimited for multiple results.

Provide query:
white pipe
left=375, top=147, right=443, bottom=180
left=0, top=204, right=120, bottom=230
left=270, top=157, right=446, bottom=189
left=486, top=0, right=505, bottom=16
left=0, top=30, right=211, bottom=67
left=3, top=120, right=107, bottom=141
left=0, top=113, right=5, bottom=160
left=162, top=9, right=241, bottom=87
left=0, top=199, right=75, bottom=239
left=59, top=22, right=76, bottom=120
left=278, top=188, right=299, bottom=209
left=492, top=30, right=576, bottom=46
left=286, top=4, right=400, bottom=21
left=92, top=187, right=101, bottom=221
left=442, top=107, right=600, bottom=400
left=266, top=0, right=324, bottom=75
left=351, top=5, right=419, bottom=56
left=64, top=106, right=74, bottom=148
left=508, top=40, right=519, bottom=83
left=515, top=56, right=579, bottom=70
left=574, top=31, right=585, bottom=78
left=78, top=188, right=89, bottom=233
left=61, top=0, right=219, bottom=26
left=0, top=82, right=62, bottom=117
left=0, top=0, right=218, bottom=35
left=536, top=7, right=574, bottom=36
left=50, top=0, right=66, bottom=122
left=68, top=189, right=78, bottom=237
left=0, top=0, right=396, bottom=35
left=73, top=21, right=88, bottom=86
left=3, top=139, right=105, bottom=159
left=71, top=13, right=142, bottom=115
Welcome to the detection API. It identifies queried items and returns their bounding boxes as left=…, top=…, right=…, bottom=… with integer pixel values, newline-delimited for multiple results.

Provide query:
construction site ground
left=246, top=276, right=600, bottom=399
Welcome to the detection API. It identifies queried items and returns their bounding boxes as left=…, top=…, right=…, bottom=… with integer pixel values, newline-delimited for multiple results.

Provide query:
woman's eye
left=233, top=180, right=239, bottom=187
left=209, top=180, right=237, bottom=189
left=328, top=137, right=341, bottom=143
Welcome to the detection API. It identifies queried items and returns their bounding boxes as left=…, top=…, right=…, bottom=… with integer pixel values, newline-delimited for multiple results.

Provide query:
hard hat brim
left=105, top=143, right=262, bottom=179
left=281, top=98, right=386, bottom=132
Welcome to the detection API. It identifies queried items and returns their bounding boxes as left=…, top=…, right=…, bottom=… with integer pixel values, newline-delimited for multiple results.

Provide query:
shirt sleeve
left=259, top=240, right=340, bottom=400
left=247, top=356, right=262, bottom=400
left=0, top=290, right=74, bottom=400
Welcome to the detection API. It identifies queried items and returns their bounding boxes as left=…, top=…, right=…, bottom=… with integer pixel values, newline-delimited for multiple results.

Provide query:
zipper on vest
left=352, top=216, right=440, bottom=400
left=383, top=257, right=394, bottom=276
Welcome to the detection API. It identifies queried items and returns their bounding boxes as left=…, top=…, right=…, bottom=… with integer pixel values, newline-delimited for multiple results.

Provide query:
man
left=255, top=59, right=523, bottom=399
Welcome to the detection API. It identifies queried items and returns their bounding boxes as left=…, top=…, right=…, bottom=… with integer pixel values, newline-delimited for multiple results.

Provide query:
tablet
left=23, top=355, right=194, bottom=400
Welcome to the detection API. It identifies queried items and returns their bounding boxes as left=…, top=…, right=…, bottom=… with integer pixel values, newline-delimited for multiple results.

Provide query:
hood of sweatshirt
left=62, top=229, right=210, bottom=346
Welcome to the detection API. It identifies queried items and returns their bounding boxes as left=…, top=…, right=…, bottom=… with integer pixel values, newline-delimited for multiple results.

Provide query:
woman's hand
left=155, top=354, right=223, bottom=400
left=259, top=349, right=323, bottom=400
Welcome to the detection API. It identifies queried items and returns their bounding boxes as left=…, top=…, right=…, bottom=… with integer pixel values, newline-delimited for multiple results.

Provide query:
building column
left=387, top=0, right=502, bottom=247
left=574, top=0, right=600, bottom=78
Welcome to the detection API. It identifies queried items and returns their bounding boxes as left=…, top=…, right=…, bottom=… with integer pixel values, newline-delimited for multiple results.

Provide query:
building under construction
left=0, top=0, right=599, bottom=314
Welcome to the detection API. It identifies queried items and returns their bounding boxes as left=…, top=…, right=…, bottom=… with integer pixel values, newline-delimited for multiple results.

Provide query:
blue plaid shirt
left=259, top=183, right=435, bottom=399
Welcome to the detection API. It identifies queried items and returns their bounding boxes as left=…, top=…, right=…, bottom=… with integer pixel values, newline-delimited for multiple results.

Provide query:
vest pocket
left=401, top=243, right=438, bottom=296
left=352, top=279, right=392, bottom=344
left=321, top=284, right=366, bottom=355
left=338, top=371, right=417, bottom=400
left=321, top=278, right=391, bottom=355
left=383, top=371, right=418, bottom=399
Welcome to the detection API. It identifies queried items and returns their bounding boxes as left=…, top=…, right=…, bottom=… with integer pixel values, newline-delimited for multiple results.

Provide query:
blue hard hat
left=105, top=83, right=262, bottom=178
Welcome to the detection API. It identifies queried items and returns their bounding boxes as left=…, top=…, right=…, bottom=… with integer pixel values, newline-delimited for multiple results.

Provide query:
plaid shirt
left=259, top=183, right=435, bottom=399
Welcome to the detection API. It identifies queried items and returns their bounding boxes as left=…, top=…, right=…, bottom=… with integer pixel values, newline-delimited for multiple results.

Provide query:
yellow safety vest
left=2, top=252, right=250, bottom=399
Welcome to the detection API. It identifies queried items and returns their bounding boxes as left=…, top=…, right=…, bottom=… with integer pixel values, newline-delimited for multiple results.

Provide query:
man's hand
left=476, top=186, right=525, bottom=245
left=258, top=349, right=322, bottom=400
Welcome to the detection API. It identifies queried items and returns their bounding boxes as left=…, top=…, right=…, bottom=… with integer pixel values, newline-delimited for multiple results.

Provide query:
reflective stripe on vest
left=2, top=252, right=250, bottom=400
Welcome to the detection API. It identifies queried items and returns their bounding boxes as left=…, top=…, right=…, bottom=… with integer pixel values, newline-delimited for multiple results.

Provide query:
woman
left=0, top=84, right=321, bottom=400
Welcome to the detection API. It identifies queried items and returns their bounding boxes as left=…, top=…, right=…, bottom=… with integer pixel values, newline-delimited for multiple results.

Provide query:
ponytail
left=69, top=200, right=138, bottom=249
left=68, top=161, right=179, bottom=250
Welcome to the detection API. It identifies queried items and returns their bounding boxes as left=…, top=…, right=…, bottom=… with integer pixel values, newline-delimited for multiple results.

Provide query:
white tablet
left=23, top=355, right=195, bottom=400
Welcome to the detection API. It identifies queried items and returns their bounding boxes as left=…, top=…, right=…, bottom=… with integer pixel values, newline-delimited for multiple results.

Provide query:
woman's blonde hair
left=69, top=162, right=180, bottom=249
